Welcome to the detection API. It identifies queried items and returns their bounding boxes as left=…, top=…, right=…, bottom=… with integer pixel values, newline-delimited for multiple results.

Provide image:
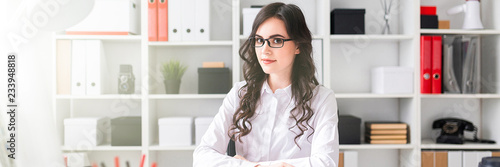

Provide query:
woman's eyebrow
left=269, top=34, right=285, bottom=38
left=254, top=34, right=285, bottom=38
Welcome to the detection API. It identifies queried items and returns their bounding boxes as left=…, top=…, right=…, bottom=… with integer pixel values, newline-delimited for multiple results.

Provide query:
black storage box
left=198, top=67, right=231, bottom=94
left=421, top=15, right=438, bottom=28
left=339, top=115, right=362, bottom=144
left=331, top=9, right=366, bottom=34
left=111, top=116, right=141, bottom=146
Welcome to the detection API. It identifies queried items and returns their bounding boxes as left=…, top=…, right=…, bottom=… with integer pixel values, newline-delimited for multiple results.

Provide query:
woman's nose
left=260, top=41, right=272, bottom=55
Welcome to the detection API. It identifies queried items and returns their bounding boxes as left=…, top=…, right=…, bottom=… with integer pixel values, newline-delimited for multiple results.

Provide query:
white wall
left=0, top=1, right=63, bottom=166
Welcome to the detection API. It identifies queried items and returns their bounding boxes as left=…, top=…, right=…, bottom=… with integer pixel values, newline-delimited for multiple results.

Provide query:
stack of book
left=365, top=122, right=409, bottom=144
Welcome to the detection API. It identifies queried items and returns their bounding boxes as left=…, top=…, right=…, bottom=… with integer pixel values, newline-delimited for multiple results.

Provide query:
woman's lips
left=261, top=59, right=276, bottom=64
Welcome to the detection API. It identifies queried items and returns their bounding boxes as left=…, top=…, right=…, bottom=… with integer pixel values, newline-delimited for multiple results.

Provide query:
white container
left=242, top=8, right=262, bottom=36
left=195, top=117, right=214, bottom=145
left=64, top=117, right=109, bottom=147
left=371, top=66, right=414, bottom=94
left=159, top=117, right=193, bottom=146
left=66, top=0, right=140, bottom=35
left=62, top=152, right=90, bottom=167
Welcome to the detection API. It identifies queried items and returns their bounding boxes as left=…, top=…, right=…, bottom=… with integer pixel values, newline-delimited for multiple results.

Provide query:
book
left=366, top=135, right=407, bottom=140
left=365, top=139, right=407, bottom=144
left=366, top=130, right=407, bottom=135
left=365, top=122, right=408, bottom=130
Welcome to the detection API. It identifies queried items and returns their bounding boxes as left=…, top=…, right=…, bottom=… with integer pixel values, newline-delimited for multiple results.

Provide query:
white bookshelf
left=51, top=0, right=500, bottom=166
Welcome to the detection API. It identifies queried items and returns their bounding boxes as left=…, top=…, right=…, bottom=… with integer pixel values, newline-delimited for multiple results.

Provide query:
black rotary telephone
left=432, top=118, right=495, bottom=144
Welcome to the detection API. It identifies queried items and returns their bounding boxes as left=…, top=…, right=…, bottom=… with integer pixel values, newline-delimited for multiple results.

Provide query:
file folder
left=85, top=40, right=109, bottom=95
left=420, top=36, right=432, bottom=94
left=442, top=35, right=461, bottom=93
left=431, top=36, right=442, bottom=94
left=148, top=0, right=158, bottom=41
left=462, top=36, right=481, bottom=94
left=194, top=0, right=210, bottom=41
left=158, top=0, right=168, bottom=41
left=57, top=40, right=72, bottom=95
left=71, top=40, right=87, bottom=95
left=181, top=0, right=196, bottom=41
left=442, top=35, right=481, bottom=94
left=168, top=0, right=182, bottom=41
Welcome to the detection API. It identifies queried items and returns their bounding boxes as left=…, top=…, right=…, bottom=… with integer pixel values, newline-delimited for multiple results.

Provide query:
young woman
left=194, top=3, right=338, bottom=167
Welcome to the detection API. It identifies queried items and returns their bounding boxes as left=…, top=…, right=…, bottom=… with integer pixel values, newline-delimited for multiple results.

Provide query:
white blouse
left=193, top=81, right=339, bottom=167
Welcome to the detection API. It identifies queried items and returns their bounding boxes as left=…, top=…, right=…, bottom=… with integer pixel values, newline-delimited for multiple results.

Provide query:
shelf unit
left=51, top=0, right=500, bottom=167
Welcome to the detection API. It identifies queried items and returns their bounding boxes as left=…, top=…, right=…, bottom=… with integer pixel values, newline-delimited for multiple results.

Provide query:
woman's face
left=255, top=17, right=300, bottom=77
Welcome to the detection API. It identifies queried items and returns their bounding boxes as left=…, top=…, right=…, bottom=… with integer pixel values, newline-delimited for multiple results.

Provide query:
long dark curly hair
left=229, top=2, right=319, bottom=148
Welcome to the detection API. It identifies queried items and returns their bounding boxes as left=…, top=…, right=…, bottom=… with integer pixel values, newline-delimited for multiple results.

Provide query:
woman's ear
left=295, top=45, right=300, bottom=54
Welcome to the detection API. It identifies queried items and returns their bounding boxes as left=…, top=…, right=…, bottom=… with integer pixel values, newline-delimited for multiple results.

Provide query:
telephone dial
left=432, top=118, right=495, bottom=144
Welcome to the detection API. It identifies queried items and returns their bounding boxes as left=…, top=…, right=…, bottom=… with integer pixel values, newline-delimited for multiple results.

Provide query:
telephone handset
left=432, top=118, right=495, bottom=144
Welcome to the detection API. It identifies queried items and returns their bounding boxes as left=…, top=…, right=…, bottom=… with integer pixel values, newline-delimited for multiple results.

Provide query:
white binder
left=194, top=0, right=210, bottom=41
left=463, top=151, right=478, bottom=167
left=312, top=39, right=323, bottom=84
left=181, top=0, right=196, bottom=41
left=168, top=0, right=182, bottom=41
left=85, top=40, right=109, bottom=95
left=448, top=151, right=462, bottom=167
left=56, top=40, right=72, bottom=95
left=344, top=151, right=358, bottom=167
left=71, top=40, right=87, bottom=95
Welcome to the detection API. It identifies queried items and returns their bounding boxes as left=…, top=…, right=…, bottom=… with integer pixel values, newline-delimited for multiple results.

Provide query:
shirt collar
left=261, top=80, right=292, bottom=98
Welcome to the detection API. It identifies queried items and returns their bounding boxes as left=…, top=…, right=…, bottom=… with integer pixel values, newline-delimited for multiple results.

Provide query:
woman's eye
left=257, top=38, right=264, bottom=43
left=273, top=38, right=283, bottom=44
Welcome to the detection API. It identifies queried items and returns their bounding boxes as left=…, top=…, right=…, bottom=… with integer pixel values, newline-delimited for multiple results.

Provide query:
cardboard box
left=159, top=117, right=193, bottom=146
left=331, top=9, right=366, bottom=34
left=195, top=117, right=214, bottom=145
left=64, top=117, right=109, bottom=147
left=372, top=66, right=414, bottom=94
left=198, top=68, right=231, bottom=94
left=111, top=116, right=141, bottom=146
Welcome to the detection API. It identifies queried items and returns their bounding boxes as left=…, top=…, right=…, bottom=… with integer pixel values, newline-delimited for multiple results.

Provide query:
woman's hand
left=234, top=155, right=250, bottom=162
left=234, top=155, right=295, bottom=167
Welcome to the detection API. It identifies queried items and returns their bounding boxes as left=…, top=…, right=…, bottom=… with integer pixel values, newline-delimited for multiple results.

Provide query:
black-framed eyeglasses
left=250, top=37, right=294, bottom=48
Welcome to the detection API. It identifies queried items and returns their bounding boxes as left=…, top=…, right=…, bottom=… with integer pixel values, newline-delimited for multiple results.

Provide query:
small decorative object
left=161, top=60, right=187, bottom=94
left=381, top=0, right=394, bottom=34
left=118, top=64, right=135, bottom=94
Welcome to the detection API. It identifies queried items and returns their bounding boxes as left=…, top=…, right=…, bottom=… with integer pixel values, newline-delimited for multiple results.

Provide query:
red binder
left=148, top=0, right=158, bottom=41
left=158, top=0, right=168, bottom=41
left=431, top=36, right=442, bottom=94
left=420, top=36, right=432, bottom=94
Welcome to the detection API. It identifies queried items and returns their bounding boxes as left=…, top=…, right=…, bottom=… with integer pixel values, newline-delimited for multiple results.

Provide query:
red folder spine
left=148, top=0, right=158, bottom=41
left=421, top=36, right=432, bottom=94
left=431, top=36, right=442, bottom=94
left=158, top=0, right=168, bottom=41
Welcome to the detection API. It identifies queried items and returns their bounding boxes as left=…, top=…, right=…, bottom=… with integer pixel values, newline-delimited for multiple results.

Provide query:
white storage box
left=66, top=0, right=140, bottom=35
left=372, top=66, right=413, bottom=94
left=62, top=153, right=90, bottom=167
left=242, top=8, right=262, bottom=36
left=64, top=117, right=109, bottom=147
left=159, top=117, right=193, bottom=146
left=195, top=117, right=214, bottom=145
